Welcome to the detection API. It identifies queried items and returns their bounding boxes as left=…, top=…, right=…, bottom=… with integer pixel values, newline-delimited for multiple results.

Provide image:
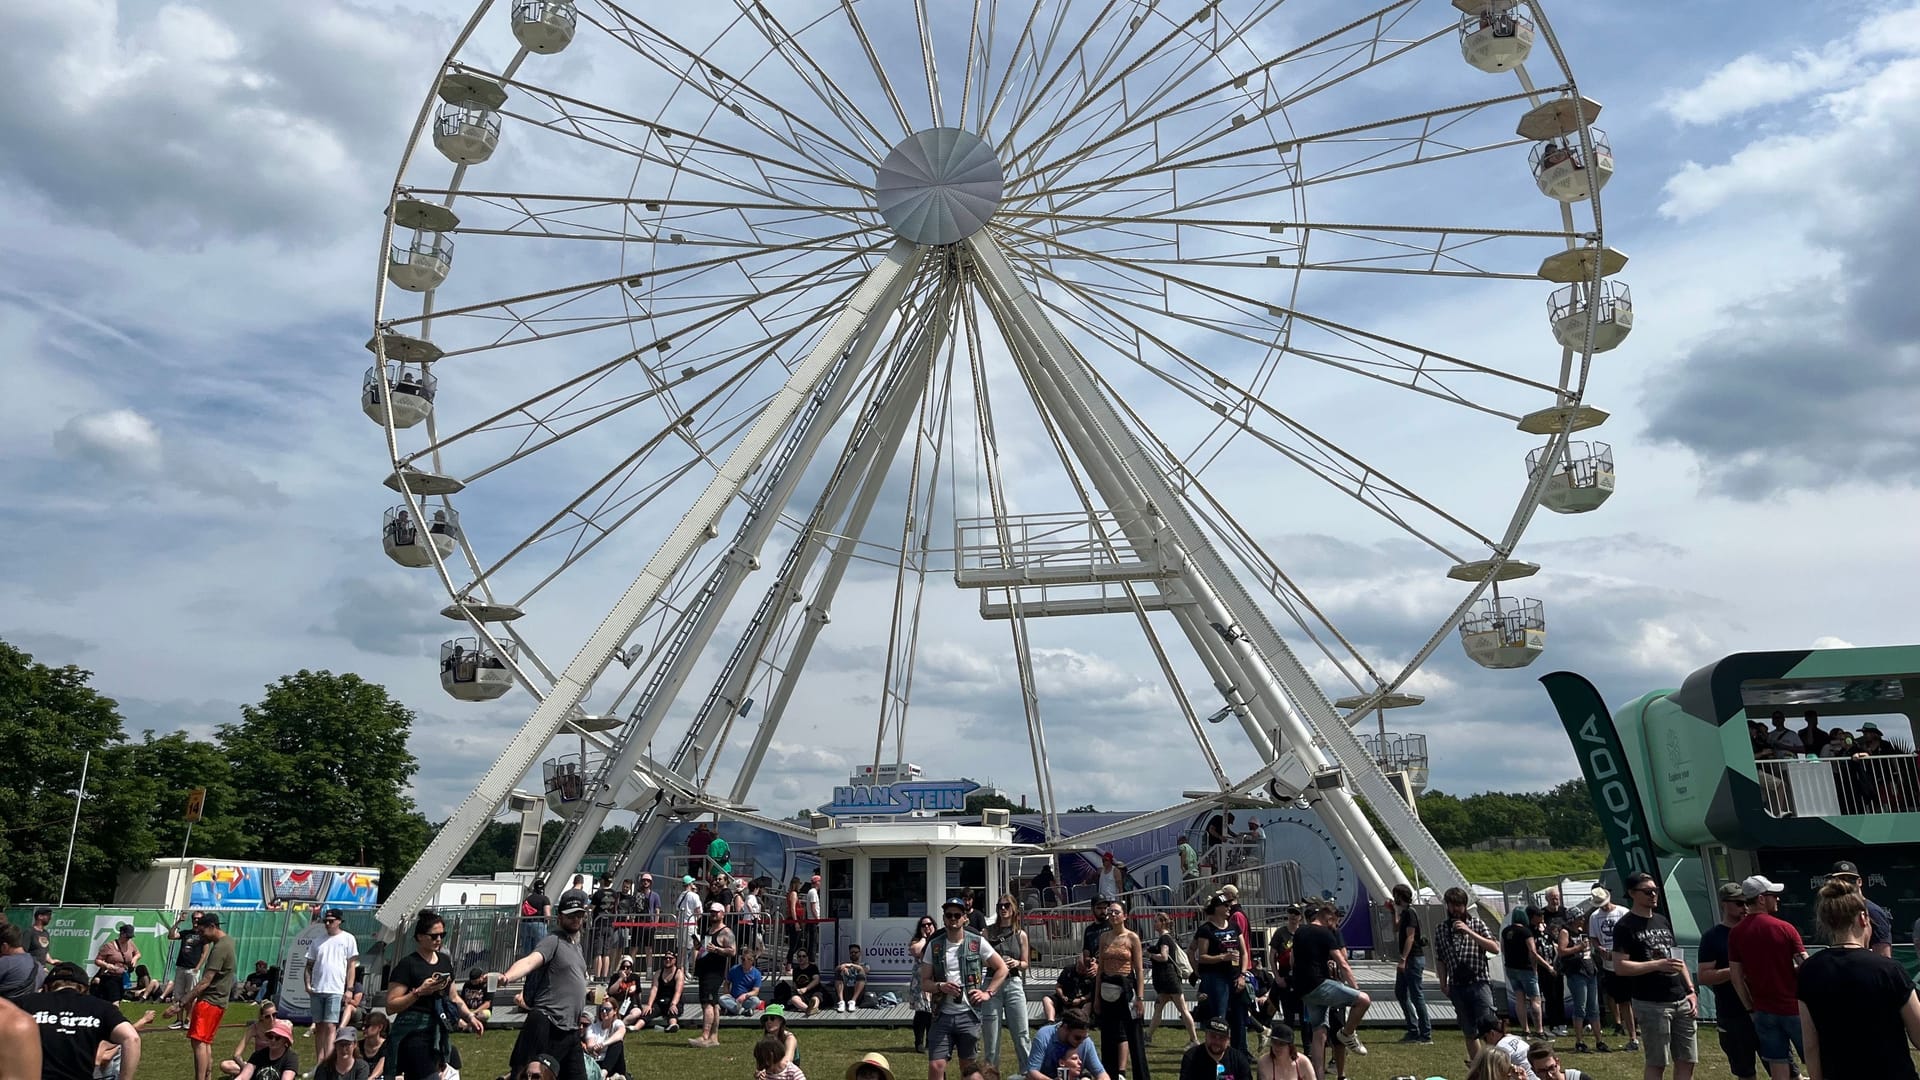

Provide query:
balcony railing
left=1756, top=754, right=1920, bottom=817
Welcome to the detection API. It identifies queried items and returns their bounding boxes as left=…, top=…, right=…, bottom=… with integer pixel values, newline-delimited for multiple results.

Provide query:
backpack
left=1170, top=940, right=1194, bottom=981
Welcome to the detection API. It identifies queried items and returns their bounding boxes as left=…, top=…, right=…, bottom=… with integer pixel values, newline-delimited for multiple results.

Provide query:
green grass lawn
left=114, top=1003, right=1817, bottom=1079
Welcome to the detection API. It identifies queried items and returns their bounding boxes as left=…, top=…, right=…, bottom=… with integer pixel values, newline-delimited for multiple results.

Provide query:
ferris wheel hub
left=873, top=127, right=1005, bottom=245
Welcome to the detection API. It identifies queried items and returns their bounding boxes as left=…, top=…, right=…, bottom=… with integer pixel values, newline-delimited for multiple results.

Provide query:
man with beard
left=500, top=888, right=592, bottom=1080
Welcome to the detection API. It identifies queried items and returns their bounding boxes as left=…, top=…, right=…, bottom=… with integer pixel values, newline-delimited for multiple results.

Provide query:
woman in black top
left=1797, top=879, right=1920, bottom=1080
left=1147, top=911, right=1198, bottom=1046
left=355, top=1012, right=388, bottom=1079
left=384, top=910, right=484, bottom=1079
left=633, top=951, right=683, bottom=1032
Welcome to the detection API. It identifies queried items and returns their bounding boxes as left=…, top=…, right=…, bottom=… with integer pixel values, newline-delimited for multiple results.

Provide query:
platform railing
left=1756, top=753, right=1920, bottom=816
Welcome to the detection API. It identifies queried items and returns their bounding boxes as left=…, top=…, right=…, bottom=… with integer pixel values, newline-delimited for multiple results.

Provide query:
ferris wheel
left=365, top=0, right=1629, bottom=926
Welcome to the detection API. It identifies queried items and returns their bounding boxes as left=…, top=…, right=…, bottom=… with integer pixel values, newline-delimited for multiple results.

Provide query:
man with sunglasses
left=304, top=909, right=359, bottom=1053
left=922, top=897, right=1010, bottom=1080
left=1610, top=872, right=1698, bottom=1080
left=1728, top=876, right=1805, bottom=1080
left=1026, top=1008, right=1110, bottom=1080
left=499, top=888, right=592, bottom=1080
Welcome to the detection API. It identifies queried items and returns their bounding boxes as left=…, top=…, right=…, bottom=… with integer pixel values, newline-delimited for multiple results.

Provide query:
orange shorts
left=188, top=999, right=226, bottom=1044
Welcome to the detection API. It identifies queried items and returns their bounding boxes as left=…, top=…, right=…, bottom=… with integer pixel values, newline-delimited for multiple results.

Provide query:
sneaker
left=1611, top=1025, right=1625, bottom=1037
left=168, top=1021, right=188, bottom=1031
left=1553, top=1026, right=1570, bottom=1037
left=1574, top=1042, right=1589, bottom=1054
left=1624, top=1039, right=1640, bottom=1052
left=836, top=1000, right=847, bottom=1012
left=1594, top=1040, right=1611, bottom=1053
left=1415, top=1035, right=1433, bottom=1044
left=1337, top=1029, right=1367, bottom=1056
left=1398, top=1031, right=1422, bottom=1043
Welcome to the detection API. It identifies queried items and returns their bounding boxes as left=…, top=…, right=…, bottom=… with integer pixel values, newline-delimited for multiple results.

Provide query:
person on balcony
left=1765, top=713, right=1803, bottom=756
left=1797, top=712, right=1827, bottom=755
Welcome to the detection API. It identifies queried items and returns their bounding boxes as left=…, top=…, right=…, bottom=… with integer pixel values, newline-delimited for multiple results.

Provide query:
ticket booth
left=811, top=820, right=1017, bottom=984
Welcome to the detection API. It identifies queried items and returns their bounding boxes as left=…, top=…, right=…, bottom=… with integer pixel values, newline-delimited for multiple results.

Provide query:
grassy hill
left=1397, top=846, right=1609, bottom=885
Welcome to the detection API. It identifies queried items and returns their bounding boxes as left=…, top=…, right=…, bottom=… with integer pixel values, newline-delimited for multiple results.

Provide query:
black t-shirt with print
left=247, top=1043, right=301, bottom=1079
left=791, top=962, right=821, bottom=992
left=1194, top=919, right=1244, bottom=973
left=1612, top=911, right=1686, bottom=1003
left=19, top=991, right=128, bottom=1080
left=174, top=927, right=206, bottom=968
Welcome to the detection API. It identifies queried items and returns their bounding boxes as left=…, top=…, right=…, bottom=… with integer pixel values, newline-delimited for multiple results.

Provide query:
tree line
left=0, top=638, right=429, bottom=906
left=1378, top=780, right=1604, bottom=851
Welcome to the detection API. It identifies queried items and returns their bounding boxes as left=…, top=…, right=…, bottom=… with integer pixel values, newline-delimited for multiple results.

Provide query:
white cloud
left=52, top=408, right=162, bottom=472
left=1660, top=4, right=1920, bottom=126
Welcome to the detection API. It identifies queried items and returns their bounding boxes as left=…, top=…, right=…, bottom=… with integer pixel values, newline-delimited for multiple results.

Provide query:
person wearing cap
left=219, top=1001, right=281, bottom=1078
left=305, top=908, right=360, bottom=1052
left=314, top=1026, right=368, bottom=1080
left=1728, top=875, right=1804, bottom=1080
left=1697, top=882, right=1761, bottom=1080
left=1178, top=1017, right=1256, bottom=1080
left=848, top=1050, right=897, bottom=1080
left=688, top=899, right=738, bottom=1047
left=1554, top=902, right=1602, bottom=1053
left=1255, top=1021, right=1313, bottom=1080
left=1585, top=885, right=1637, bottom=1049
left=1194, top=892, right=1251, bottom=1054
left=583, top=998, right=629, bottom=1079
left=678, top=875, right=704, bottom=969
left=1027, top=1008, right=1110, bottom=1080
left=163, top=910, right=208, bottom=1024
left=632, top=872, right=661, bottom=962
left=1296, top=901, right=1371, bottom=1072
left=1825, top=860, right=1894, bottom=956
left=231, top=1018, right=299, bottom=1080
left=523, top=1053, right=562, bottom=1080
left=92, top=923, right=140, bottom=1003
left=498, top=888, right=588, bottom=1077
left=805, top=874, right=824, bottom=957
left=18, top=960, right=142, bottom=1080
left=521, top=879, right=552, bottom=956
left=26, top=908, right=53, bottom=970
left=1610, top=871, right=1698, bottom=1079
left=922, top=895, right=1009, bottom=1080
left=188, top=912, right=237, bottom=1080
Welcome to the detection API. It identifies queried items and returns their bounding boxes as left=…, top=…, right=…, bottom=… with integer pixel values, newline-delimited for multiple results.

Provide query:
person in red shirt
left=1727, top=876, right=1806, bottom=1080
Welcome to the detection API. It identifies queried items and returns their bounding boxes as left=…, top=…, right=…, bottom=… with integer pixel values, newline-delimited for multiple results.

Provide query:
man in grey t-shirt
left=501, top=888, right=591, bottom=1080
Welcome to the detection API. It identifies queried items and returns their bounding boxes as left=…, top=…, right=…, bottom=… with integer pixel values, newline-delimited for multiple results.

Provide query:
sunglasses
left=422, top=931, right=446, bottom=939
left=997, top=903, right=1013, bottom=909
left=1634, top=886, right=1658, bottom=896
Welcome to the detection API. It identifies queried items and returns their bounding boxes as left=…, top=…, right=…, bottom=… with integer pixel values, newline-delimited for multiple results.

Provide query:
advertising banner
left=1540, top=671, right=1662, bottom=897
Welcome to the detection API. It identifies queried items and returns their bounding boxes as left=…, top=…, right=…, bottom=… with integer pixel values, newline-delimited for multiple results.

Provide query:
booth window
left=945, top=856, right=988, bottom=899
left=868, top=857, right=927, bottom=918
left=828, top=858, right=854, bottom=919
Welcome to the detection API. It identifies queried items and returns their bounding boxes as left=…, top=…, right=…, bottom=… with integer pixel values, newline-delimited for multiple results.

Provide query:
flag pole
left=58, top=749, right=92, bottom=906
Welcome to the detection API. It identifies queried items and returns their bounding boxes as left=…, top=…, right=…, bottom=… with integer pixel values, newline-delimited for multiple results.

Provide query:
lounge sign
left=820, top=779, right=980, bottom=816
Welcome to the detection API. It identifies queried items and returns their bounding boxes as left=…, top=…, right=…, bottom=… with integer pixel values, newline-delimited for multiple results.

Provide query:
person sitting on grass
left=353, top=1012, right=387, bottom=1079
left=459, top=969, right=492, bottom=1026
left=231, top=1018, right=299, bottom=1080
left=754, top=1033, right=806, bottom=1080
left=315, top=1027, right=369, bottom=1080
left=220, top=1001, right=280, bottom=1076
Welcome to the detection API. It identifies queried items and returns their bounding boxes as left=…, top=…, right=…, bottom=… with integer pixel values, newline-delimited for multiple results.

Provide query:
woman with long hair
left=1256, top=1022, right=1316, bottom=1080
left=632, top=949, right=683, bottom=1032
left=785, top=877, right=805, bottom=957
left=981, top=894, right=1032, bottom=1070
left=908, top=915, right=938, bottom=1053
left=1465, top=1042, right=1524, bottom=1080
left=384, top=910, right=484, bottom=1079
left=1147, top=911, right=1199, bottom=1047
left=355, top=1011, right=388, bottom=1079
left=1093, top=898, right=1151, bottom=1080
left=1796, top=878, right=1920, bottom=1080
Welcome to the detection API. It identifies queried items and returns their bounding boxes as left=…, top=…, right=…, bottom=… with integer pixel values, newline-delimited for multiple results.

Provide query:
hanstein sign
left=820, top=779, right=980, bottom=817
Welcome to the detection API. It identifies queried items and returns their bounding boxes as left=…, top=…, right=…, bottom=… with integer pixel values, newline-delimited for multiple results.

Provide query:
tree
left=0, top=640, right=162, bottom=904
left=1415, top=790, right=1470, bottom=848
left=1539, top=779, right=1604, bottom=849
left=127, top=730, right=252, bottom=861
left=217, top=670, right=429, bottom=887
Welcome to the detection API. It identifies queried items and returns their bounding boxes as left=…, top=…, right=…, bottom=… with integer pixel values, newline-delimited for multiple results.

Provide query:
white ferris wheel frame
left=367, top=0, right=1620, bottom=931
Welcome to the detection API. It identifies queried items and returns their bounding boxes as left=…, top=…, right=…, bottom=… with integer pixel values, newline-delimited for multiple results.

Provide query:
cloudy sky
left=3, top=0, right=1916, bottom=847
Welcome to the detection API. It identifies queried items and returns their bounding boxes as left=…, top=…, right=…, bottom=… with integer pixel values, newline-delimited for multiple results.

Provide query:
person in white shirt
left=804, top=875, right=823, bottom=956
left=583, top=1000, right=628, bottom=1079
left=1765, top=713, right=1803, bottom=756
left=304, top=910, right=359, bottom=1052
left=1483, top=1015, right=1540, bottom=1080
left=677, top=877, right=704, bottom=969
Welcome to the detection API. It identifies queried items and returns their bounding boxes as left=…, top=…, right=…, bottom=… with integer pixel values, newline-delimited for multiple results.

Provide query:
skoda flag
left=1540, top=671, right=1662, bottom=898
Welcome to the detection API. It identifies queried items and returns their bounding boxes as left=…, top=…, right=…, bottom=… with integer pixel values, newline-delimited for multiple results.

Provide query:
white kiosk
left=807, top=774, right=1020, bottom=984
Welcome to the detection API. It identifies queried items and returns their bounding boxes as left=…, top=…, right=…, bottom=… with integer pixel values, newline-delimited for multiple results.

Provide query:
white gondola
left=389, top=199, right=459, bottom=293
left=512, top=0, right=578, bottom=54
left=1548, top=280, right=1634, bottom=353
left=541, top=750, right=604, bottom=818
left=433, top=73, right=507, bottom=165
left=362, top=363, right=437, bottom=428
left=1459, top=5, right=1534, bottom=73
left=1530, top=129, right=1614, bottom=203
left=1459, top=595, right=1546, bottom=669
left=383, top=504, right=461, bottom=567
left=1527, top=441, right=1615, bottom=514
left=441, top=637, right=516, bottom=701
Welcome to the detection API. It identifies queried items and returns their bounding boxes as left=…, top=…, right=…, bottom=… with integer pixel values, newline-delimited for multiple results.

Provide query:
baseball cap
left=640, top=872, right=653, bottom=880
left=534, top=1054, right=561, bottom=1075
left=1740, top=875, right=1785, bottom=899
left=1268, top=1022, right=1295, bottom=1045
left=324, top=907, right=346, bottom=922
left=336, top=1027, right=359, bottom=1044
left=941, top=896, right=967, bottom=911
left=1204, top=1018, right=1230, bottom=1034
left=44, top=961, right=89, bottom=990
left=117, top=923, right=135, bottom=936
left=1829, top=860, right=1862, bottom=879
left=1717, top=882, right=1747, bottom=902
left=196, top=912, right=221, bottom=928
left=1220, top=884, right=1240, bottom=900
left=708, top=902, right=726, bottom=913
left=557, top=889, right=591, bottom=914
left=267, top=1019, right=294, bottom=1041
left=682, top=875, right=696, bottom=885
left=33, top=907, right=51, bottom=919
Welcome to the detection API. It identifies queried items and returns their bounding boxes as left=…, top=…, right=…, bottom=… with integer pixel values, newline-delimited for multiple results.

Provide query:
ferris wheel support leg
left=541, top=242, right=929, bottom=883
left=374, top=240, right=925, bottom=931
left=723, top=310, right=950, bottom=807
left=965, top=233, right=1450, bottom=900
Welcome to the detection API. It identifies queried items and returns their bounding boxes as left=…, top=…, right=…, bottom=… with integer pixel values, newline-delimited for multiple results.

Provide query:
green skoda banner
left=1541, top=671, right=1662, bottom=890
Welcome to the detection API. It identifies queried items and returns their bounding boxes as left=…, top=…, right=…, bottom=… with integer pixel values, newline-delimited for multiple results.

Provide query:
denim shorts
left=1752, top=1009, right=1804, bottom=1064
left=1506, top=969, right=1540, bottom=999
left=310, top=992, right=343, bottom=1024
left=1302, top=979, right=1361, bottom=1028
